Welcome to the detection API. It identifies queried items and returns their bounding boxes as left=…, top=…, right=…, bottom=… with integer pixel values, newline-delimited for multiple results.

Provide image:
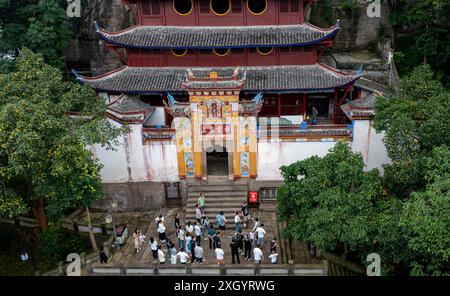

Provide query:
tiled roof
left=95, top=22, right=339, bottom=49
left=109, top=96, right=155, bottom=113
left=341, top=93, right=377, bottom=119
left=74, top=64, right=360, bottom=94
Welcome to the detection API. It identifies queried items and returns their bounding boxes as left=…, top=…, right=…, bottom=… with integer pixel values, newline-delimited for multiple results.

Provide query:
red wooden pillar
left=302, top=93, right=306, bottom=116
left=278, top=94, right=281, bottom=117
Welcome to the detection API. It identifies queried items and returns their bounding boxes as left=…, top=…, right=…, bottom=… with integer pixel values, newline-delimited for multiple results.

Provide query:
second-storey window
left=247, top=0, right=268, bottom=15
left=141, top=0, right=161, bottom=15
left=173, top=0, right=193, bottom=16
left=210, top=0, right=231, bottom=16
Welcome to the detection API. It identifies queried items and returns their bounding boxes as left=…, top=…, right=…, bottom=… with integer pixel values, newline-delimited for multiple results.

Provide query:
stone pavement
left=103, top=206, right=282, bottom=266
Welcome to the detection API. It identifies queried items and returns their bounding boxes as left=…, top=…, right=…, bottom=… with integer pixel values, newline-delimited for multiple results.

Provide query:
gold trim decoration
left=173, top=0, right=193, bottom=16
left=210, top=0, right=231, bottom=16
left=171, top=48, right=188, bottom=57
left=256, top=47, right=273, bottom=55
left=247, top=0, right=268, bottom=16
left=213, top=48, right=231, bottom=57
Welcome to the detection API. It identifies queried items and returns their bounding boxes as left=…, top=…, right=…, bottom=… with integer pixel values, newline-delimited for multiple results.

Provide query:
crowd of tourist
left=122, top=193, right=279, bottom=265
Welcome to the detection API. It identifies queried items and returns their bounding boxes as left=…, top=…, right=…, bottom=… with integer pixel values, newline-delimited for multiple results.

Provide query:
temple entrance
left=206, top=146, right=228, bottom=176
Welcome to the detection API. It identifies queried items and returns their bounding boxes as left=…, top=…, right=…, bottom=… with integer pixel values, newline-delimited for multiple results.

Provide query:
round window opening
left=171, top=48, right=188, bottom=57
left=210, top=0, right=231, bottom=16
left=173, top=0, right=193, bottom=16
left=213, top=48, right=230, bottom=56
left=247, top=0, right=267, bottom=15
left=257, top=47, right=273, bottom=55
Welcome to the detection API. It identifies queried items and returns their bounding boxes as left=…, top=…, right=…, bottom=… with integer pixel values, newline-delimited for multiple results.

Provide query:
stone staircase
left=185, top=177, right=248, bottom=227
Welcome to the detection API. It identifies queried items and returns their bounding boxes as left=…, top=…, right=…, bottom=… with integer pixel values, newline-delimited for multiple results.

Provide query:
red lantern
left=249, top=191, right=258, bottom=203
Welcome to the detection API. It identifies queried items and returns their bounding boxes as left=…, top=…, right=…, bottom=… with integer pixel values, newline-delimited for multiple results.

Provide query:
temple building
left=74, top=0, right=390, bottom=210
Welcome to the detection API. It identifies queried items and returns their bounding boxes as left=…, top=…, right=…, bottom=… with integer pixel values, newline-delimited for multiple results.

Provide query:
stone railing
left=86, top=261, right=328, bottom=276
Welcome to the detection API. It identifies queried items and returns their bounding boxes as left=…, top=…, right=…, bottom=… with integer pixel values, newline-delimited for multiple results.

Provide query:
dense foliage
left=0, top=49, right=122, bottom=228
left=0, top=0, right=71, bottom=72
left=388, top=0, right=450, bottom=86
left=278, top=65, right=449, bottom=275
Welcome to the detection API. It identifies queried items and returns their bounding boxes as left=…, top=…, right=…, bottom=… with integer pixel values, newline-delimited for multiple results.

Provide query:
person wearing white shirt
left=176, top=249, right=190, bottom=264
left=150, top=237, right=158, bottom=260
left=155, top=214, right=164, bottom=230
left=157, top=223, right=166, bottom=242
left=215, top=247, right=225, bottom=265
left=234, top=211, right=241, bottom=233
left=177, top=227, right=186, bottom=250
left=157, top=246, right=166, bottom=264
left=268, top=252, right=278, bottom=264
left=185, top=221, right=194, bottom=236
left=195, top=204, right=202, bottom=222
left=194, top=243, right=204, bottom=264
left=194, top=223, right=202, bottom=245
left=256, top=224, right=266, bottom=247
left=253, top=246, right=263, bottom=264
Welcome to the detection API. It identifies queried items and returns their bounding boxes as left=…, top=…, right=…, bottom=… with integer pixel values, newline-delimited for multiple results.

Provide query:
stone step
left=186, top=196, right=247, bottom=203
left=186, top=208, right=242, bottom=215
left=188, top=185, right=248, bottom=192
left=187, top=190, right=247, bottom=197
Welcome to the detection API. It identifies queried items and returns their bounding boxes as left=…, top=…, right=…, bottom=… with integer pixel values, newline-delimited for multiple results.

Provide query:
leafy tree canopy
left=0, top=0, right=70, bottom=72
left=0, top=49, right=122, bottom=224
left=373, top=64, right=450, bottom=195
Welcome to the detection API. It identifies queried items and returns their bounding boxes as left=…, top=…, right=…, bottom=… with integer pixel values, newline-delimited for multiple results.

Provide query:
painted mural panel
left=241, top=152, right=250, bottom=177
left=184, top=152, right=195, bottom=177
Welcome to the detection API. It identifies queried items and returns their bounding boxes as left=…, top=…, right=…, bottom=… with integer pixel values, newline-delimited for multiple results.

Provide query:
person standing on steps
left=213, top=231, right=221, bottom=250
left=133, top=229, right=142, bottom=253
left=243, top=234, right=252, bottom=261
left=195, top=204, right=202, bottom=223
left=185, top=221, right=194, bottom=237
left=215, top=244, right=225, bottom=265
left=268, top=251, right=278, bottom=264
left=253, top=245, right=263, bottom=264
left=174, top=213, right=181, bottom=229
left=216, top=211, right=226, bottom=231
left=252, top=217, right=261, bottom=232
left=150, top=237, right=158, bottom=260
left=177, top=226, right=186, bottom=250
left=256, top=224, right=266, bottom=247
left=157, top=222, right=167, bottom=243
left=157, top=245, right=166, bottom=264
left=270, top=238, right=277, bottom=254
left=229, top=237, right=240, bottom=264
left=176, top=248, right=189, bottom=265
left=207, top=225, right=217, bottom=249
left=198, top=193, right=205, bottom=213
left=194, top=242, right=204, bottom=264
left=155, top=214, right=164, bottom=230
left=189, top=236, right=196, bottom=263
left=234, top=211, right=241, bottom=233
left=194, top=221, right=202, bottom=245
left=241, top=202, right=250, bottom=228
left=235, top=230, right=244, bottom=256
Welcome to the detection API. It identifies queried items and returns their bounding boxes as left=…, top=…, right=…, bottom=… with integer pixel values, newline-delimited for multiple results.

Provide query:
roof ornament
left=71, top=69, right=82, bottom=80
left=186, top=69, right=194, bottom=79
left=232, top=67, right=239, bottom=78
left=356, top=65, right=363, bottom=77
left=252, top=92, right=263, bottom=104
left=93, top=21, right=100, bottom=33
left=335, top=19, right=340, bottom=29
left=167, top=93, right=179, bottom=105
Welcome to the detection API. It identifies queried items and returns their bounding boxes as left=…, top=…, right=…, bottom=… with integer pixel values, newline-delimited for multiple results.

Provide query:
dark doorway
left=206, top=146, right=228, bottom=176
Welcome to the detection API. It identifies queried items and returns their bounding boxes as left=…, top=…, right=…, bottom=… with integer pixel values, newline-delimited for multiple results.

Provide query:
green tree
left=0, top=0, right=70, bottom=71
left=0, top=49, right=122, bottom=230
left=399, top=146, right=450, bottom=275
left=277, top=142, right=384, bottom=257
left=388, top=0, right=450, bottom=85
left=373, top=64, right=450, bottom=195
